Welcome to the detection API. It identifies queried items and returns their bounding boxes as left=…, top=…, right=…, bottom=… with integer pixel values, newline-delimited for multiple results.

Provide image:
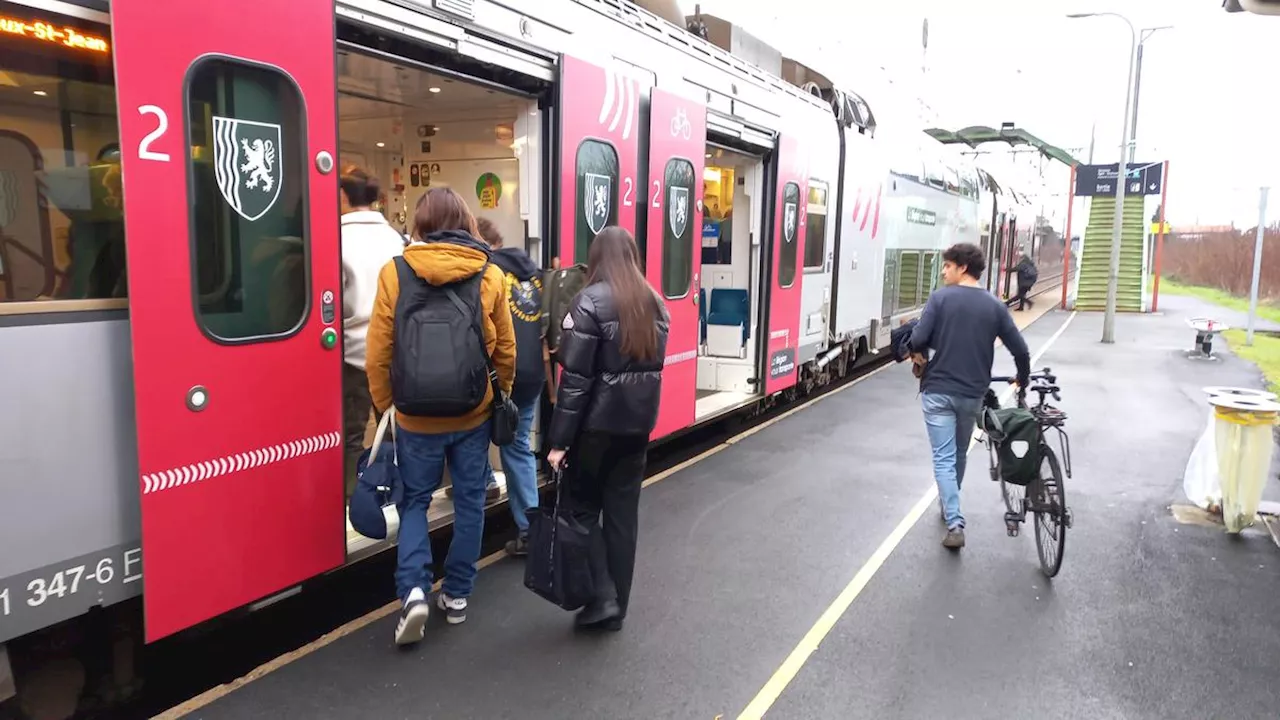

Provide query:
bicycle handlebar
left=991, top=368, right=1060, bottom=403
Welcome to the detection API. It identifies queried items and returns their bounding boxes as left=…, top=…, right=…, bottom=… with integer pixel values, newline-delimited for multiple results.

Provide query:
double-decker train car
left=0, top=0, right=1004, bottom=706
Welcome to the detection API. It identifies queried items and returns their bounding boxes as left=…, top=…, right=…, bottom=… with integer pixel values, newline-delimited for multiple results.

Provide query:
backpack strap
left=392, top=256, right=421, bottom=318
left=441, top=260, right=504, bottom=403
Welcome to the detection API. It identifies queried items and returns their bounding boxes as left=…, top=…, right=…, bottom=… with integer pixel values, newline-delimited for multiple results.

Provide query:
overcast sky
left=676, top=0, right=1279, bottom=227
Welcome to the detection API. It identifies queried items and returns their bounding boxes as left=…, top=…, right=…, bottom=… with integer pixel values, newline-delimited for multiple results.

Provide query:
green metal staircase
left=1075, top=196, right=1145, bottom=312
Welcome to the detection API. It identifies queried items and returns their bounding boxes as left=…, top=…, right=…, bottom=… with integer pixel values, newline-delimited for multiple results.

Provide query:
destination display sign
left=0, top=14, right=110, bottom=54
left=1074, top=162, right=1164, bottom=197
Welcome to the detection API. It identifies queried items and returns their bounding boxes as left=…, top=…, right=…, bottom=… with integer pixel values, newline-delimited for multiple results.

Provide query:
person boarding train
left=365, top=187, right=516, bottom=645
left=546, top=227, right=669, bottom=631
left=338, top=166, right=405, bottom=499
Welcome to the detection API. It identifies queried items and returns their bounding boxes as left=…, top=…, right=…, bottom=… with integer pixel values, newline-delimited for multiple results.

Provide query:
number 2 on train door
left=111, top=0, right=345, bottom=642
left=646, top=88, right=706, bottom=440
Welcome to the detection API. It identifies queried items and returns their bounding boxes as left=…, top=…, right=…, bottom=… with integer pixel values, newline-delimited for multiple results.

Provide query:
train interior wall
left=334, top=50, right=544, bottom=556
left=696, top=145, right=764, bottom=420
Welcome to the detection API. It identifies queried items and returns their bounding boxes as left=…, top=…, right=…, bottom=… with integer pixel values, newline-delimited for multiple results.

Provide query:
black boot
left=575, top=600, right=622, bottom=630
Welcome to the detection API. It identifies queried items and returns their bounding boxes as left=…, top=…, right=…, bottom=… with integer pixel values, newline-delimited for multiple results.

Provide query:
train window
left=896, top=250, right=921, bottom=312
left=778, top=182, right=799, bottom=288
left=187, top=59, right=309, bottom=341
left=881, top=250, right=898, bottom=319
left=574, top=140, right=619, bottom=263
left=923, top=252, right=940, bottom=298
left=660, top=157, right=694, bottom=298
left=0, top=9, right=125, bottom=310
left=944, top=167, right=961, bottom=195
left=924, top=162, right=944, bottom=190
left=892, top=164, right=922, bottom=185
left=803, top=181, right=828, bottom=270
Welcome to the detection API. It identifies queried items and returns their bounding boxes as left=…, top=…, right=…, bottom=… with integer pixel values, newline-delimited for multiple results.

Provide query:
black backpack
left=390, top=257, right=493, bottom=417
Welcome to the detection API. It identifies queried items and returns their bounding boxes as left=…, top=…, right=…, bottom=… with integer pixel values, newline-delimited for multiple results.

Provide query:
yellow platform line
left=736, top=309, right=1076, bottom=720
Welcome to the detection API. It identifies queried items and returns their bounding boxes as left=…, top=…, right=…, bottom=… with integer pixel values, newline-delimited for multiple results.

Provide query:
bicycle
left=981, top=368, right=1074, bottom=577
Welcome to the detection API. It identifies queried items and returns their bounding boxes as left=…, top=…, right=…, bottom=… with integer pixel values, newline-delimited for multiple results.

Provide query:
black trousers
left=1015, top=283, right=1034, bottom=310
left=565, top=431, right=647, bottom=616
left=342, top=362, right=375, bottom=499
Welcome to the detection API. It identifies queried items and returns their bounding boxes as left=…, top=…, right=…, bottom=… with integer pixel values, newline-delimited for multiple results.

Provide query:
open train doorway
left=696, top=144, right=766, bottom=421
left=334, top=50, right=545, bottom=560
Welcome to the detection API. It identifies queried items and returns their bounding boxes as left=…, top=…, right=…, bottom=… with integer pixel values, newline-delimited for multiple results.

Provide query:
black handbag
left=523, top=468, right=598, bottom=611
left=486, top=362, right=518, bottom=447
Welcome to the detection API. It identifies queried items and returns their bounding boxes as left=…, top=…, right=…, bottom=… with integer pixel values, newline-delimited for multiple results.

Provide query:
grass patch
left=1159, top=278, right=1280, bottom=325
left=1223, top=330, right=1280, bottom=394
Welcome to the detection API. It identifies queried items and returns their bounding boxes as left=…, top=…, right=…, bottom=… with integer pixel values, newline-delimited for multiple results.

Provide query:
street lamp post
left=1069, top=12, right=1138, bottom=344
left=1129, top=26, right=1173, bottom=163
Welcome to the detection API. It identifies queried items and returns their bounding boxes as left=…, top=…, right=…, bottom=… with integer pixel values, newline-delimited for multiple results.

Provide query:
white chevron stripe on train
left=140, top=431, right=340, bottom=495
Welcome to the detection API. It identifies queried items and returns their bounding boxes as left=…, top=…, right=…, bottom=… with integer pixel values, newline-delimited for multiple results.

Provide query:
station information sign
left=1074, top=162, right=1164, bottom=197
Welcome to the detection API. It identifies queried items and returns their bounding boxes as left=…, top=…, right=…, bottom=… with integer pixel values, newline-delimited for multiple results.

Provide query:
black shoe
left=505, top=534, right=529, bottom=557
left=575, top=600, right=621, bottom=629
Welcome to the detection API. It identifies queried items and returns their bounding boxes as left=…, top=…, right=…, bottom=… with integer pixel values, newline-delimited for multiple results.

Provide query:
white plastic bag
left=1182, top=409, right=1221, bottom=510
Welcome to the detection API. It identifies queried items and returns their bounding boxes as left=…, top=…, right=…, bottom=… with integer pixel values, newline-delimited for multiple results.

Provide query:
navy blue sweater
left=908, top=284, right=1030, bottom=399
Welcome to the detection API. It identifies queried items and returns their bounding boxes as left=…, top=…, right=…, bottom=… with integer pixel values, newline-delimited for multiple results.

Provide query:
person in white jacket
left=340, top=165, right=405, bottom=497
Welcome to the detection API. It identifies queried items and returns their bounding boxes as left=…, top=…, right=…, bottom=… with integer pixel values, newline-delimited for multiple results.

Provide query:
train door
left=112, top=0, right=343, bottom=641
left=764, top=133, right=808, bottom=395
left=555, top=55, right=641, bottom=265
left=645, top=88, right=706, bottom=439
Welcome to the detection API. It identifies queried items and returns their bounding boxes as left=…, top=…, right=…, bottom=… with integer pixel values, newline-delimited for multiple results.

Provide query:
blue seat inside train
left=707, top=288, right=749, bottom=344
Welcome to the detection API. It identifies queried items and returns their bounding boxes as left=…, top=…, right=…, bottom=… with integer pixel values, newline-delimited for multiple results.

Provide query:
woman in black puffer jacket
left=546, top=226, right=669, bottom=631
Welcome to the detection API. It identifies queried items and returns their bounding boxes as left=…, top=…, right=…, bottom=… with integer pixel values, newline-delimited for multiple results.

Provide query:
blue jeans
left=921, top=393, right=982, bottom=530
left=395, top=419, right=491, bottom=600
left=488, top=398, right=539, bottom=533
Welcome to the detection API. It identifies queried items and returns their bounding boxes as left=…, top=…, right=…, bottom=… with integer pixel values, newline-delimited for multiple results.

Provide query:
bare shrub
left=1163, top=226, right=1279, bottom=300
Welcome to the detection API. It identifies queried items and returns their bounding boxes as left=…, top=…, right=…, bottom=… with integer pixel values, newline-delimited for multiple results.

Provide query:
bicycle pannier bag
left=990, top=407, right=1042, bottom=487
left=391, top=257, right=492, bottom=417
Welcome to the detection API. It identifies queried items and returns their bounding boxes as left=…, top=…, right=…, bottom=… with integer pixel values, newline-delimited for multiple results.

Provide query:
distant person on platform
left=1014, top=247, right=1039, bottom=311
left=908, top=243, right=1029, bottom=550
left=339, top=165, right=405, bottom=498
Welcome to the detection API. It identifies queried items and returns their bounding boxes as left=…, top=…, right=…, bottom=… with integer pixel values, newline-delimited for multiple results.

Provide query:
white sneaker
left=437, top=591, right=467, bottom=625
left=394, top=587, right=429, bottom=645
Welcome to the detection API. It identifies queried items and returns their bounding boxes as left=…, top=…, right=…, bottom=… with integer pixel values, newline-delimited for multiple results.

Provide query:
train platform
left=168, top=296, right=1280, bottom=720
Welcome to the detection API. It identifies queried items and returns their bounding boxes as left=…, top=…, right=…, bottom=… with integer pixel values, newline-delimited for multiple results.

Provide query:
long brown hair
left=413, top=187, right=480, bottom=240
left=586, top=227, right=661, bottom=362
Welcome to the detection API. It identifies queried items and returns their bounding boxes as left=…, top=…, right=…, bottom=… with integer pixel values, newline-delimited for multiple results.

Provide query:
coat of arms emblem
left=668, top=185, right=689, bottom=238
left=584, top=172, right=612, bottom=234
left=783, top=201, right=798, bottom=243
left=213, top=115, right=283, bottom=222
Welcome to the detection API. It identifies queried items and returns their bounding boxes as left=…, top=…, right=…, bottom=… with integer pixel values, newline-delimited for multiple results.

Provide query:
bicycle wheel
left=996, top=444, right=1025, bottom=517
left=1033, top=444, right=1067, bottom=578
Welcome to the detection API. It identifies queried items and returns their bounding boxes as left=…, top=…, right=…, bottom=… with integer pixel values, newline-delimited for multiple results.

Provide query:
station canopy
left=924, top=125, right=1080, bottom=168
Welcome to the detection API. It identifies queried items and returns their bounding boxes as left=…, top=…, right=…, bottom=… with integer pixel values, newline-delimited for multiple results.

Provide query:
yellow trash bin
left=1209, top=394, right=1280, bottom=533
